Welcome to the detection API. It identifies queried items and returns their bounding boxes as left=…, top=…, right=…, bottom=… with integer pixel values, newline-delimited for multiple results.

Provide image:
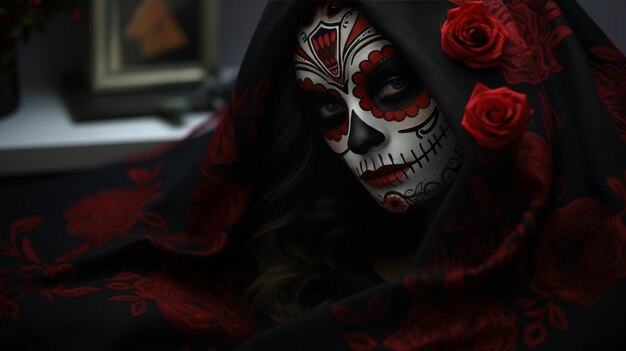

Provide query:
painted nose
left=347, top=111, right=385, bottom=155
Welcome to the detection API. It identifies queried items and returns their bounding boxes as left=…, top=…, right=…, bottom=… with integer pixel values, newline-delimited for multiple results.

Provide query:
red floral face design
left=352, top=45, right=431, bottom=122
left=295, top=4, right=460, bottom=212
left=297, top=77, right=348, bottom=141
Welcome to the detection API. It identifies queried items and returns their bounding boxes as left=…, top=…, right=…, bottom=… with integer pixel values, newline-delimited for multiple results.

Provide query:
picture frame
left=90, top=0, right=218, bottom=93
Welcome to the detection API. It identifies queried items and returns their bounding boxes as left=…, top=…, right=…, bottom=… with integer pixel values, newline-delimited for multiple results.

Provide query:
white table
left=0, top=82, right=214, bottom=176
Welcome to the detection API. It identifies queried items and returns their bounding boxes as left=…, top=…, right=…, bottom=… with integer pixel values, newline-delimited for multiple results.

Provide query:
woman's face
left=295, top=2, right=460, bottom=213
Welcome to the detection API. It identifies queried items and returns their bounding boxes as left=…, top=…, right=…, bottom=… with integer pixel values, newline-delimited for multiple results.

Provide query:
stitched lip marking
left=358, top=123, right=450, bottom=188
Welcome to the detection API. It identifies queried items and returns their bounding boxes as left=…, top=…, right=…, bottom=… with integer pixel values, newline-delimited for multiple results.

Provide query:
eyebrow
left=366, top=57, right=403, bottom=80
left=296, top=77, right=347, bottom=99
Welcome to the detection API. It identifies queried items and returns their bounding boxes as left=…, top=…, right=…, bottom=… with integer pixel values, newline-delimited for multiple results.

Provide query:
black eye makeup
left=364, top=57, right=423, bottom=111
left=298, top=91, right=347, bottom=131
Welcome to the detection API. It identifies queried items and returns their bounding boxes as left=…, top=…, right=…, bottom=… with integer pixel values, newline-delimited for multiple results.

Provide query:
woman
left=237, top=2, right=626, bottom=349
left=243, top=1, right=463, bottom=329
left=1, top=1, right=625, bottom=350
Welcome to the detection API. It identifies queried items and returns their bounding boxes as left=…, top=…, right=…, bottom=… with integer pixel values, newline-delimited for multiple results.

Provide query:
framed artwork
left=91, top=0, right=218, bottom=92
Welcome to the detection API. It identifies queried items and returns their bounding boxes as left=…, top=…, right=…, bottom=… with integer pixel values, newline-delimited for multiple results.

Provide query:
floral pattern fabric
left=2, top=1, right=626, bottom=350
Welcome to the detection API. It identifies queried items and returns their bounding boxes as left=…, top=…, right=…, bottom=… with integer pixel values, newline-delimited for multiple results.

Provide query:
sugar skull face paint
left=295, top=2, right=461, bottom=213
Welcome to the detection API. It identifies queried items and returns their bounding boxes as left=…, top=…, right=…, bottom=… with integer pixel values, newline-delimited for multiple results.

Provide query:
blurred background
left=17, top=0, right=268, bottom=87
left=0, top=0, right=624, bottom=177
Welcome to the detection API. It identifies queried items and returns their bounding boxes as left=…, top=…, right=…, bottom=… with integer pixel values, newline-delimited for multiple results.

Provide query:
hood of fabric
left=1, top=1, right=625, bottom=350
left=191, top=0, right=626, bottom=348
left=196, top=0, right=625, bottom=273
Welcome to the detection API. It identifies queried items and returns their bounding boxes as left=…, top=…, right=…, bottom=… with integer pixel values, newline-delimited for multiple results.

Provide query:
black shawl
left=1, top=1, right=625, bottom=350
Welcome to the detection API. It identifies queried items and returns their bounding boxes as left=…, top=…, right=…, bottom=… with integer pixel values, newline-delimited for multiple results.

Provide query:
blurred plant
left=0, top=0, right=81, bottom=71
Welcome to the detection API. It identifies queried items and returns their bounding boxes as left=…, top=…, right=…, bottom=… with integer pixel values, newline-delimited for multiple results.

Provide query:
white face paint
left=294, top=2, right=460, bottom=213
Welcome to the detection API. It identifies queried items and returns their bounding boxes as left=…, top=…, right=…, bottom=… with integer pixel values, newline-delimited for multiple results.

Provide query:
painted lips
left=360, top=162, right=416, bottom=187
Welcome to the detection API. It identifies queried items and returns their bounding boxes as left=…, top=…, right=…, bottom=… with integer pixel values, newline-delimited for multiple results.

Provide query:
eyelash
left=317, top=99, right=346, bottom=125
left=377, top=76, right=408, bottom=99
left=320, top=101, right=341, bottom=115
left=313, top=75, right=407, bottom=123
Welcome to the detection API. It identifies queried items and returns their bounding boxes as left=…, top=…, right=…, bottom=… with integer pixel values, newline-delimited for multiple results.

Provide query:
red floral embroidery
left=588, top=46, right=626, bottom=142
left=606, top=171, right=626, bottom=203
left=538, top=91, right=563, bottom=145
left=204, top=110, right=239, bottom=166
left=512, top=132, right=552, bottom=207
left=1, top=216, right=101, bottom=320
left=516, top=297, right=570, bottom=348
left=441, top=178, right=509, bottom=268
left=341, top=332, right=378, bottom=351
left=298, top=77, right=348, bottom=141
left=441, top=1, right=510, bottom=69
left=443, top=210, right=536, bottom=291
left=190, top=77, right=271, bottom=256
left=0, top=216, right=43, bottom=262
left=331, top=293, right=386, bottom=326
left=0, top=280, right=20, bottom=320
left=202, top=76, right=271, bottom=169
left=65, top=189, right=149, bottom=247
left=187, top=174, right=248, bottom=239
left=64, top=164, right=162, bottom=248
left=382, top=295, right=517, bottom=351
left=531, top=197, right=626, bottom=307
left=107, top=265, right=253, bottom=342
left=352, top=45, right=430, bottom=122
left=333, top=293, right=390, bottom=350
left=462, top=83, right=533, bottom=149
left=591, top=45, right=626, bottom=63
left=480, top=0, right=573, bottom=84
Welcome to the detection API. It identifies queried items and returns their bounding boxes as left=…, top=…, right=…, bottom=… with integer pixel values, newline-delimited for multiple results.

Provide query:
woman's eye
left=319, top=102, right=343, bottom=119
left=378, top=76, right=407, bottom=99
left=298, top=91, right=346, bottom=129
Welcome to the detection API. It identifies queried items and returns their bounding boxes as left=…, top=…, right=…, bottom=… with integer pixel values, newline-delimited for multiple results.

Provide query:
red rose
left=441, top=1, right=509, bottom=69
left=382, top=294, right=517, bottom=351
left=462, top=83, right=533, bottom=149
left=531, top=198, right=626, bottom=307
left=65, top=189, right=149, bottom=247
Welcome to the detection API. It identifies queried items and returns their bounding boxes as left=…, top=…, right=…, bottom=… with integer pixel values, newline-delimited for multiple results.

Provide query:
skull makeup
left=295, top=2, right=460, bottom=213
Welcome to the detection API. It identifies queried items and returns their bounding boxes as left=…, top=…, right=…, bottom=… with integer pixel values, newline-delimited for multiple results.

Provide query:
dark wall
left=578, top=0, right=626, bottom=51
left=18, top=0, right=269, bottom=85
left=16, top=0, right=625, bottom=86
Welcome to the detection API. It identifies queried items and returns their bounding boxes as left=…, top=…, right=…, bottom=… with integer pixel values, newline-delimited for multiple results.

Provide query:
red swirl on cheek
left=352, top=45, right=431, bottom=122
left=298, top=78, right=348, bottom=142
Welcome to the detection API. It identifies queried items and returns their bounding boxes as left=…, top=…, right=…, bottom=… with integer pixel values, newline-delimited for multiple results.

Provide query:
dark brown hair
left=241, top=52, right=372, bottom=329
